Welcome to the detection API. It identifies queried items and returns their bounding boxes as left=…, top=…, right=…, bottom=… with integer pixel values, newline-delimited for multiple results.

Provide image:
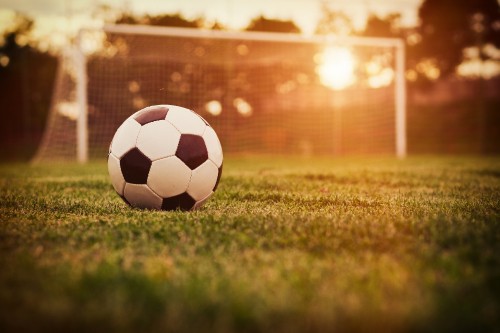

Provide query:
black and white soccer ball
left=108, top=104, right=223, bottom=211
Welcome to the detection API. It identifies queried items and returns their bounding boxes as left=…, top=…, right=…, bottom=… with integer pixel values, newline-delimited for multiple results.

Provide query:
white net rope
left=33, top=26, right=401, bottom=162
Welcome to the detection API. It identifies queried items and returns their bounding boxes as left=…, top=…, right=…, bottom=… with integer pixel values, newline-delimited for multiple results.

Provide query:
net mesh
left=33, top=26, right=400, bottom=162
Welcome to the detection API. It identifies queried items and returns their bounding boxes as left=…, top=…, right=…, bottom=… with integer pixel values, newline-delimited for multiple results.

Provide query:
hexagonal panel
left=187, top=160, right=219, bottom=201
left=176, top=134, right=208, bottom=170
left=120, top=148, right=152, bottom=184
left=193, top=192, right=214, bottom=210
left=165, top=105, right=207, bottom=135
left=108, top=153, right=126, bottom=195
left=136, top=120, right=181, bottom=161
left=161, top=192, right=196, bottom=211
left=110, top=118, right=142, bottom=158
left=123, top=183, right=162, bottom=210
left=147, top=156, right=192, bottom=198
left=134, top=105, right=169, bottom=125
left=202, top=126, right=223, bottom=167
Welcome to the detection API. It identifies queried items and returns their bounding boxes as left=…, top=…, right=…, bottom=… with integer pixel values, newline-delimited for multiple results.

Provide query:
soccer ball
left=108, top=104, right=223, bottom=211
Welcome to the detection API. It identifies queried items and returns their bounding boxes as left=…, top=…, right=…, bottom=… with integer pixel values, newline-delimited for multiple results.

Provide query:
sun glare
left=316, top=47, right=356, bottom=90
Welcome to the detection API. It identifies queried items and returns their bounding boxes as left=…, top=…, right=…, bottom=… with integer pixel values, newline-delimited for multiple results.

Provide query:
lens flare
left=316, top=47, right=356, bottom=90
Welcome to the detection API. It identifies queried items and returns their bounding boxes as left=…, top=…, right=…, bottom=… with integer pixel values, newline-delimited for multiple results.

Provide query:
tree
left=0, top=14, right=57, bottom=160
left=315, top=3, right=354, bottom=36
left=361, top=13, right=402, bottom=38
left=114, top=13, right=201, bottom=28
left=145, top=14, right=200, bottom=28
left=417, top=0, right=500, bottom=77
left=245, top=16, right=300, bottom=33
left=417, top=0, right=500, bottom=153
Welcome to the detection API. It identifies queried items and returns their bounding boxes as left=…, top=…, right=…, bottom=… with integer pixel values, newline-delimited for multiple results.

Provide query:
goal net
left=33, top=24, right=406, bottom=163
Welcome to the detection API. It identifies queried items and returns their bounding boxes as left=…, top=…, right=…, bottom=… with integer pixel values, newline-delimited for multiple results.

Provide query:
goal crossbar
left=101, top=24, right=404, bottom=49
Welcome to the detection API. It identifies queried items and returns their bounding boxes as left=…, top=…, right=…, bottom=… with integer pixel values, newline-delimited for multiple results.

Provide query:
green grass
left=1, top=156, right=499, bottom=333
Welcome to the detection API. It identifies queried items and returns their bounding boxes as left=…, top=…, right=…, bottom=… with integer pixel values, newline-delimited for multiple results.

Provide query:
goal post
left=75, top=31, right=89, bottom=163
left=33, top=24, right=406, bottom=163
left=394, top=38, right=406, bottom=158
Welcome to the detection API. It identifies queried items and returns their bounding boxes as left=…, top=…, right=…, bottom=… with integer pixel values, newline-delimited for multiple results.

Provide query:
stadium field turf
left=1, top=156, right=499, bottom=332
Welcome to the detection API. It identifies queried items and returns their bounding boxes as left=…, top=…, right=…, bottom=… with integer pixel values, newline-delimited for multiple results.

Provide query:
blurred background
left=0, top=0, right=499, bottom=161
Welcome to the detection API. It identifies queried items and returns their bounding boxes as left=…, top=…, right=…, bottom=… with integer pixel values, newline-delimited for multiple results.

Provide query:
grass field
left=1, top=156, right=499, bottom=333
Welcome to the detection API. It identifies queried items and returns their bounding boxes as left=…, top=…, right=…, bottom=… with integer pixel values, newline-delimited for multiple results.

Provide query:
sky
left=0, top=0, right=423, bottom=41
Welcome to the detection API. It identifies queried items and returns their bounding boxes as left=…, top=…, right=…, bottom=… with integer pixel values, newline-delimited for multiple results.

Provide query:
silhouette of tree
left=114, top=12, right=201, bottom=28
left=417, top=0, right=500, bottom=78
left=359, top=13, right=425, bottom=85
left=209, top=21, right=225, bottom=30
left=315, top=3, right=354, bottom=36
left=145, top=14, right=200, bottom=28
left=0, top=14, right=57, bottom=160
left=362, top=13, right=402, bottom=38
left=245, top=16, right=301, bottom=33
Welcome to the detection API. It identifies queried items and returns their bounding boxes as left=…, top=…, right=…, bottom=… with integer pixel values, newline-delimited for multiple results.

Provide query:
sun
left=316, top=47, right=356, bottom=90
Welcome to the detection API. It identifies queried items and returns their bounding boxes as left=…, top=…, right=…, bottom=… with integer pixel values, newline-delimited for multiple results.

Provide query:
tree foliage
left=417, top=0, right=500, bottom=77
left=0, top=14, right=57, bottom=160
left=245, top=16, right=300, bottom=33
left=315, top=5, right=354, bottom=36
left=361, top=13, right=402, bottom=38
left=115, top=13, right=201, bottom=28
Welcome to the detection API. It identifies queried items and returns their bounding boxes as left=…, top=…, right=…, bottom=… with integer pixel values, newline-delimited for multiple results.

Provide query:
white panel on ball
left=123, top=183, right=163, bottom=209
left=107, top=153, right=125, bottom=196
left=110, top=119, right=142, bottom=158
left=136, top=120, right=181, bottom=161
left=193, top=192, right=213, bottom=210
left=148, top=156, right=192, bottom=197
left=165, top=105, right=207, bottom=135
left=187, top=160, right=218, bottom=201
left=202, top=126, right=223, bottom=168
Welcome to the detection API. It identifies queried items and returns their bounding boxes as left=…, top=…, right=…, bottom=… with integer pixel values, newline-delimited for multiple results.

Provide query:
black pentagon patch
left=161, top=192, right=196, bottom=211
left=176, top=134, right=208, bottom=170
left=120, top=148, right=151, bottom=184
left=134, top=107, right=169, bottom=125
left=213, top=163, right=223, bottom=191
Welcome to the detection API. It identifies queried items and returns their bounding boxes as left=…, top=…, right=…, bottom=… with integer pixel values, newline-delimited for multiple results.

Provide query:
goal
left=33, top=24, right=406, bottom=163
